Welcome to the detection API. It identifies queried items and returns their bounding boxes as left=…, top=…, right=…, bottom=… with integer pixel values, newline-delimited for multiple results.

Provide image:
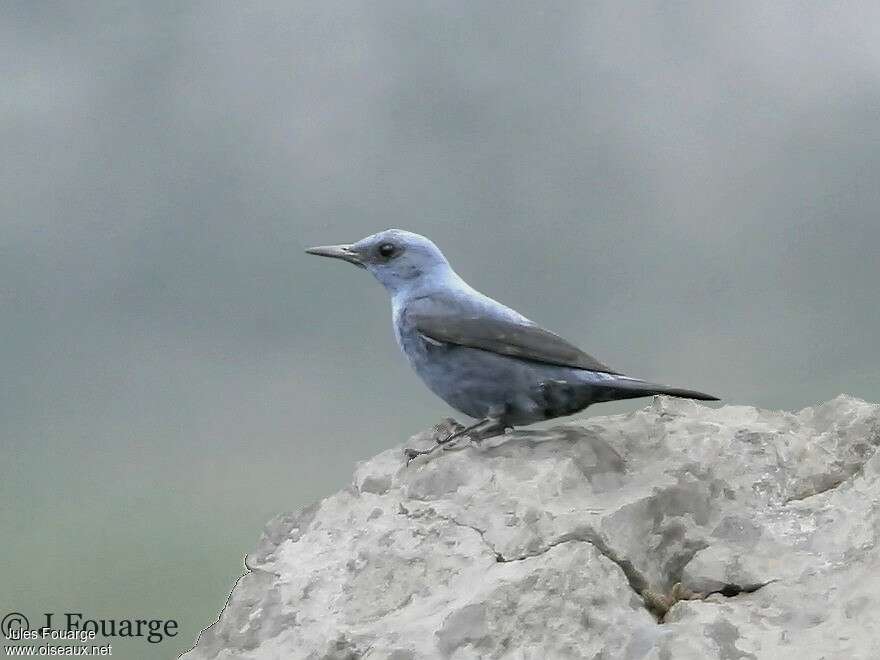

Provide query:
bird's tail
left=536, top=375, right=718, bottom=419
left=594, top=376, right=719, bottom=403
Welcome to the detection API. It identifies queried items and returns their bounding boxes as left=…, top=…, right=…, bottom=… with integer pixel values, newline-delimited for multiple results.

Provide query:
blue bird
left=306, top=229, right=718, bottom=460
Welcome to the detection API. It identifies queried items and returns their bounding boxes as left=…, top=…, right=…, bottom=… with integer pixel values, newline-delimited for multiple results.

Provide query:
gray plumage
left=306, top=229, right=718, bottom=453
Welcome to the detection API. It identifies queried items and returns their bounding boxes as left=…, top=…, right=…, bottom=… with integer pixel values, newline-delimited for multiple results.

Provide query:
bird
left=306, top=229, right=718, bottom=461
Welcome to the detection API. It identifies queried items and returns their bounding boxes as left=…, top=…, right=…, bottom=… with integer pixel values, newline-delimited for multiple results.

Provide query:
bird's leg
left=405, top=418, right=485, bottom=462
left=402, top=418, right=462, bottom=462
left=404, top=417, right=502, bottom=464
left=432, top=417, right=466, bottom=444
left=441, top=417, right=505, bottom=450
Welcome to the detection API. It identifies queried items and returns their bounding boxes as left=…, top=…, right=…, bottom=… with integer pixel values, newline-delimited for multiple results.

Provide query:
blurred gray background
left=2, top=2, right=879, bottom=658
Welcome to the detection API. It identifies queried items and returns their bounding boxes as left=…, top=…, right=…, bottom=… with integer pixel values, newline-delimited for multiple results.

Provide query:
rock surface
left=182, top=395, right=880, bottom=659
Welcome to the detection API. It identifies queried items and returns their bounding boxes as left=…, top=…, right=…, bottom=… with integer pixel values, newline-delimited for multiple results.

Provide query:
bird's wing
left=406, top=294, right=620, bottom=374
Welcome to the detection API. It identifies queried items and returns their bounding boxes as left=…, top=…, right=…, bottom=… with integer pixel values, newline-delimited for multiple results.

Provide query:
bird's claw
left=432, top=417, right=466, bottom=444
left=405, top=417, right=503, bottom=465
left=404, top=446, right=434, bottom=464
left=405, top=434, right=477, bottom=464
left=442, top=434, right=474, bottom=450
left=405, top=418, right=469, bottom=465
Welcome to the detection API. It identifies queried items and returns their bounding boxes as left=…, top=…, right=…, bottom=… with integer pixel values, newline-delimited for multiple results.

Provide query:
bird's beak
left=304, top=244, right=366, bottom=268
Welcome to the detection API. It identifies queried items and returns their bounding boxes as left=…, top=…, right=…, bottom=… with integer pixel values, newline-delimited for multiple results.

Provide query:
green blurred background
left=3, top=2, right=879, bottom=658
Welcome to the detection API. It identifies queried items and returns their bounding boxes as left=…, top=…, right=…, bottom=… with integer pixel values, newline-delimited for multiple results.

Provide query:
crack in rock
left=422, top=509, right=505, bottom=563
left=405, top=504, right=659, bottom=618
left=709, top=579, right=777, bottom=598
left=784, top=474, right=852, bottom=504
left=402, top=504, right=778, bottom=622
left=647, top=579, right=778, bottom=623
left=495, top=528, right=648, bottom=594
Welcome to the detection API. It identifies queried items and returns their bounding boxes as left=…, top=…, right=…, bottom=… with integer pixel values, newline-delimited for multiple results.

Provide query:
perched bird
left=306, top=229, right=718, bottom=460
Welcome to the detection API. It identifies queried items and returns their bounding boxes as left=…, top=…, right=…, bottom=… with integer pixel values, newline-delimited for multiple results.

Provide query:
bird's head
left=306, top=229, right=453, bottom=295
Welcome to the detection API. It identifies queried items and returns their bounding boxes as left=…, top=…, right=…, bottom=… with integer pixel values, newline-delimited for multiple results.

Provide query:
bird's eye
left=378, top=243, right=396, bottom=258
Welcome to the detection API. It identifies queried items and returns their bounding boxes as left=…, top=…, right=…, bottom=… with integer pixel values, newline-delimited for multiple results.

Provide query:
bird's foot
left=446, top=425, right=512, bottom=451
left=403, top=446, right=430, bottom=463
left=405, top=434, right=476, bottom=464
left=432, top=417, right=466, bottom=444
left=405, top=417, right=507, bottom=465
left=403, top=418, right=466, bottom=464
left=441, top=434, right=478, bottom=451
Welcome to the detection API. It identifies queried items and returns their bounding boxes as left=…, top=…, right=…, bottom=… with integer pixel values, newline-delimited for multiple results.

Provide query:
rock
left=182, top=395, right=880, bottom=659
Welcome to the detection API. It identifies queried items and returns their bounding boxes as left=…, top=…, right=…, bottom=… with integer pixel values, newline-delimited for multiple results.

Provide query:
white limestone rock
left=182, top=395, right=880, bottom=659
